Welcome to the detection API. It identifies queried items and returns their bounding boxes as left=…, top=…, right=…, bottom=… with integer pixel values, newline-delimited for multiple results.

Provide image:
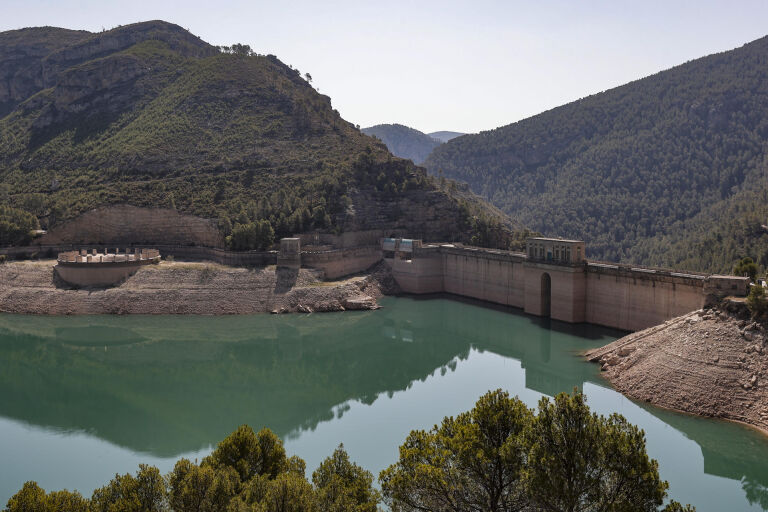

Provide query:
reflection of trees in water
left=743, top=478, right=768, bottom=510
left=635, top=400, right=768, bottom=507
left=0, top=300, right=613, bottom=457
left=2, top=298, right=768, bottom=506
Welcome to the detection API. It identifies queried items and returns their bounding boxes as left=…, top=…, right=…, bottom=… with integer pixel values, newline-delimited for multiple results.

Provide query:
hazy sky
left=3, top=0, right=767, bottom=133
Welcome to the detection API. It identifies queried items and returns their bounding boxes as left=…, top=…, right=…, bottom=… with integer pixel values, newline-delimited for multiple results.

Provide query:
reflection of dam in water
left=0, top=297, right=766, bottom=507
left=1, top=300, right=610, bottom=455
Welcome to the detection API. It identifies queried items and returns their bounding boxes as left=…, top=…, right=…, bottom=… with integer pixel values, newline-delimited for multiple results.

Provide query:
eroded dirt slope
left=587, top=303, right=768, bottom=433
left=0, top=260, right=395, bottom=315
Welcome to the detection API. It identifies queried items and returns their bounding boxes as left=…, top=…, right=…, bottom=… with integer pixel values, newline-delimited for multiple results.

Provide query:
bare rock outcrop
left=0, top=21, right=215, bottom=117
left=586, top=302, right=768, bottom=434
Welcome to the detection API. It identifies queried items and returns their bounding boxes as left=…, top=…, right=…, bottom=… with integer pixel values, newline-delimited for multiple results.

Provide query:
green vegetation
left=734, top=257, right=759, bottom=282
left=4, top=391, right=693, bottom=512
left=228, top=220, right=275, bottom=251
left=381, top=389, right=692, bottom=512
left=5, top=425, right=377, bottom=512
left=4, top=483, right=89, bottom=512
left=361, top=124, right=443, bottom=165
left=0, top=205, right=39, bottom=245
left=747, top=285, right=768, bottom=318
left=312, top=445, right=380, bottom=512
left=0, top=21, right=517, bottom=249
left=425, top=35, right=768, bottom=273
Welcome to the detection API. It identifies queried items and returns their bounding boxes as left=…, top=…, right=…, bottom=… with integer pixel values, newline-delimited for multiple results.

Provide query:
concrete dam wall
left=386, top=239, right=748, bottom=332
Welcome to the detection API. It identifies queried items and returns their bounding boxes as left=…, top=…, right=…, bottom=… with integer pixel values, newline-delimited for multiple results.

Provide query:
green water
left=1, top=296, right=767, bottom=510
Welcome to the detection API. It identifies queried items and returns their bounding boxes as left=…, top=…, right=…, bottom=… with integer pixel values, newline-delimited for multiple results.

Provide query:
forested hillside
left=428, top=130, right=464, bottom=142
left=425, top=35, right=768, bottom=273
left=0, top=21, right=518, bottom=248
left=361, top=123, right=442, bottom=164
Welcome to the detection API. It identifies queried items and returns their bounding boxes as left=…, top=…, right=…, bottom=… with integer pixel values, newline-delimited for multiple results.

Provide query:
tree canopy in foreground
left=4, top=391, right=693, bottom=512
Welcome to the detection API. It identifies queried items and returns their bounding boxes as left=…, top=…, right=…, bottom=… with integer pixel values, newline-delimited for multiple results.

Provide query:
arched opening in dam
left=541, top=272, right=551, bottom=317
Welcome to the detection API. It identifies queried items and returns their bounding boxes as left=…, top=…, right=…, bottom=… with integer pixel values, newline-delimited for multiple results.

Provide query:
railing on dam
left=587, top=260, right=710, bottom=280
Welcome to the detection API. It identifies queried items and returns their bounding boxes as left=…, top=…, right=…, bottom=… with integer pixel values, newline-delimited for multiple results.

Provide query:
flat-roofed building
left=526, top=237, right=585, bottom=264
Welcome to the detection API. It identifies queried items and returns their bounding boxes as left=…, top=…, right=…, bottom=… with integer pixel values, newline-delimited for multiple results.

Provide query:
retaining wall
left=39, top=205, right=225, bottom=247
left=1, top=244, right=277, bottom=267
left=302, top=246, right=382, bottom=279
left=55, top=259, right=158, bottom=287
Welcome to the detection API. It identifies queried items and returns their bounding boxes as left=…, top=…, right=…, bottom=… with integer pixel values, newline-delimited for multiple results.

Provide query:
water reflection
left=0, top=297, right=766, bottom=510
left=638, top=403, right=768, bottom=509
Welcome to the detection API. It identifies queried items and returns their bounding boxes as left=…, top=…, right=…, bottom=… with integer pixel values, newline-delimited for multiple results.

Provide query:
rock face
left=345, top=186, right=482, bottom=241
left=0, top=21, right=215, bottom=117
left=39, top=205, right=225, bottom=247
left=586, top=303, right=768, bottom=434
left=0, top=27, right=89, bottom=116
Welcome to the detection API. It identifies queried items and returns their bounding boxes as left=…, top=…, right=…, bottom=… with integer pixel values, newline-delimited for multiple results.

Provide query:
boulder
left=342, top=296, right=379, bottom=311
left=618, top=346, right=636, bottom=357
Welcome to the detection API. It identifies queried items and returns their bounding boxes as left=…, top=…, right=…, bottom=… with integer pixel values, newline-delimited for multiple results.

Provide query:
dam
left=384, top=237, right=749, bottom=332
left=2, top=219, right=749, bottom=331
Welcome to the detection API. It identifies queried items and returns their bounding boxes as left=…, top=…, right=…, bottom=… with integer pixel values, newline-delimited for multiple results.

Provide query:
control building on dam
left=383, top=237, right=749, bottom=332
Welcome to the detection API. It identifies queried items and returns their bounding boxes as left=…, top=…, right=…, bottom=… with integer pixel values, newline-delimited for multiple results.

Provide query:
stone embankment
left=39, top=205, right=225, bottom=247
left=587, top=301, right=768, bottom=434
left=0, top=260, right=396, bottom=315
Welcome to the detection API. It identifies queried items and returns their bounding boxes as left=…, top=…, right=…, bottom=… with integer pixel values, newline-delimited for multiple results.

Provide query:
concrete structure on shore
left=277, top=238, right=301, bottom=269
left=385, top=237, right=749, bottom=332
left=55, top=248, right=160, bottom=287
left=5, top=230, right=749, bottom=331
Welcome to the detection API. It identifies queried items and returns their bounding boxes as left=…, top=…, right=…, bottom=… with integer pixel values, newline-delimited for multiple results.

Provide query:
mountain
left=428, top=131, right=464, bottom=143
left=0, top=21, right=519, bottom=249
left=361, top=123, right=442, bottom=165
left=425, top=35, right=768, bottom=274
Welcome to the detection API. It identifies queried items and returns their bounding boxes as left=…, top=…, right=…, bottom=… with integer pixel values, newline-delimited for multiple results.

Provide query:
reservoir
left=0, top=296, right=767, bottom=510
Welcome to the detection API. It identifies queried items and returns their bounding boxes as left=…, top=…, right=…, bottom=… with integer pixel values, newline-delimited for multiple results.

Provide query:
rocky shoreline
left=586, top=301, right=768, bottom=435
left=0, top=260, right=398, bottom=315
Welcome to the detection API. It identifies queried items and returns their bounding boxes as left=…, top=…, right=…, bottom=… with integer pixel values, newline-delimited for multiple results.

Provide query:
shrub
left=0, top=205, right=39, bottom=246
left=734, top=257, right=759, bottom=282
left=747, top=284, right=768, bottom=318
